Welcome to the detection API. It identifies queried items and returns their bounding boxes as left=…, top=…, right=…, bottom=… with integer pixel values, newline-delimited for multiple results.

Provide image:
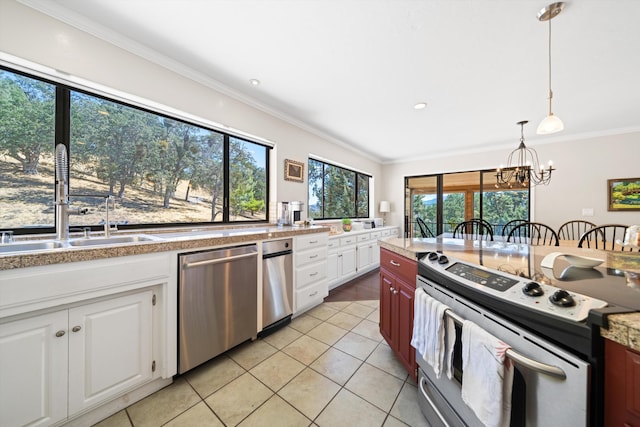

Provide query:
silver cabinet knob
left=72, top=326, right=82, bottom=333
left=55, top=330, right=66, bottom=337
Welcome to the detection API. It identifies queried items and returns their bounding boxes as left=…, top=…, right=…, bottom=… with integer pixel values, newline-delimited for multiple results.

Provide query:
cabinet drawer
left=371, top=231, right=382, bottom=240
left=327, top=239, right=339, bottom=250
left=356, top=233, right=370, bottom=242
left=295, top=246, right=328, bottom=267
left=380, top=248, right=417, bottom=285
left=296, top=282, right=328, bottom=311
left=340, top=235, right=357, bottom=246
left=381, top=230, right=391, bottom=237
left=295, top=261, right=327, bottom=288
left=296, top=233, right=328, bottom=251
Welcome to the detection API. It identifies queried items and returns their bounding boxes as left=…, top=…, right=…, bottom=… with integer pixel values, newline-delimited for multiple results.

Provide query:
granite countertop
left=601, top=313, right=640, bottom=351
left=379, top=236, right=640, bottom=350
left=0, top=225, right=330, bottom=271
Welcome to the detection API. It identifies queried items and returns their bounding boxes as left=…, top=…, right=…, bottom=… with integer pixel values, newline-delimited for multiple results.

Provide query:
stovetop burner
left=419, top=251, right=608, bottom=323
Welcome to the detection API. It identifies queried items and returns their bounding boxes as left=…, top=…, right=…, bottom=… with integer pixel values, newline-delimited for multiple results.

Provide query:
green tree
left=0, top=71, right=55, bottom=174
left=71, top=93, right=160, bottom=198
left=189, top=132, right=224, bottom=221
left=229, top=138, right=265, bottom=219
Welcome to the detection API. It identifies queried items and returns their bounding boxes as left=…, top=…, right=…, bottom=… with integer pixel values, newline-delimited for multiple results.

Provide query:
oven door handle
left=419, top=376, right=452, bottom=427
left=505, top=349, right=566, bottom=379
left=442, top=307, right=567, bottom=379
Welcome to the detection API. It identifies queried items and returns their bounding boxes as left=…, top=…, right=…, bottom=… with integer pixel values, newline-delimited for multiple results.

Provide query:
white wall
left=0, top=0, right=382, bottom=222
left=381, top=131, right=640, bottom=234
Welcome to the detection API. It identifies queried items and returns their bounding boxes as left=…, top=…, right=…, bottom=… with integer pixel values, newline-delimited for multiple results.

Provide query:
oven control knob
left=428, top=252, right=439, bottom=261
left=437, top=255, right=449, bottom=265
left=549, top=289, right=576, bottom=307
left=522, top=281, right=544, bottom=297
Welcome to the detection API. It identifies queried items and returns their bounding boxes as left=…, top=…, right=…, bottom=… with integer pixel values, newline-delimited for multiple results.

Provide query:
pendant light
left=537, top=2, right=565, bottom=135
left=496, top=121, right=555, bottom=187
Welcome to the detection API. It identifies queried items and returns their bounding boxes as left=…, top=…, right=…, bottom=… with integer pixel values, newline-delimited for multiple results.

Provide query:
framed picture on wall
left=608, top=177, right=640, bottom=211
left=284, top=159, right=304, bottom=182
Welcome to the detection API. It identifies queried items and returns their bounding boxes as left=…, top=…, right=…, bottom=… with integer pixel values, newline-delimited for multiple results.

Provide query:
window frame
left=307, top=157, right=371, bottom=220
left=0, top=64, right=271, bottom=235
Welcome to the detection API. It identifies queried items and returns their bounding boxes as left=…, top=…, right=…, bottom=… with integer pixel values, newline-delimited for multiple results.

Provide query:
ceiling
left=21, top=0, right=640, bottom=163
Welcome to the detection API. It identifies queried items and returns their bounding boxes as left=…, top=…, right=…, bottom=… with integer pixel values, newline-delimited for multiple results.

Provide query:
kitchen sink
left=67, top=234, right=163, bottom=247
left=0, top=240, right=65, bottom=254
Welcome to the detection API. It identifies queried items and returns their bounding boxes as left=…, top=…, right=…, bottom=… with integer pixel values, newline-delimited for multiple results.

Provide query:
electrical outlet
left=582, top=208, right=594, bottom=217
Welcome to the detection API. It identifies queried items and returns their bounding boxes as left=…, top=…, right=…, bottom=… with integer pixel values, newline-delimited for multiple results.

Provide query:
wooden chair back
left=507, top=222, right=559, bottom=246
left=452, top=219, right=494, bottom=241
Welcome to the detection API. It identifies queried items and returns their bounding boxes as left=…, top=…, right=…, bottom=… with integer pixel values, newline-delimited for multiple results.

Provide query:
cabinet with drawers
left=327, top=226, right=399, bottom=290
left=293, top=233, right=329, bottom=314
left=379, top=247, right=417, bottom=379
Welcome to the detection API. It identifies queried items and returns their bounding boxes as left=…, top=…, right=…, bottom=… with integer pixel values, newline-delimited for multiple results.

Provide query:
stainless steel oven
left=415, top=248, right=620, bottom=427
left=417, top=275, right=592, bottom=426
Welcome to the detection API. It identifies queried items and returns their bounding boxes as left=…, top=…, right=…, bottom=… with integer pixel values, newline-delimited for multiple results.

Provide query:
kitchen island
left=380, top=235, right=640, bottom=426
left=379, top=235, right=640, bottom=334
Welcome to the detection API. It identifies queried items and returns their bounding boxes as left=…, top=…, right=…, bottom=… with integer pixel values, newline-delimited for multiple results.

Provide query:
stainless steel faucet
left=55, top=196, right=88, bottom=241
left=104, top=195, right=117, bottom=237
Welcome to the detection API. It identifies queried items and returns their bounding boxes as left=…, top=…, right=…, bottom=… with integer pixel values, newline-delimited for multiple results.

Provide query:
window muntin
left=308, top=158, right=370, bottom=219
left=0, top=66, right=270, bottom=234
left=0, top=69, right=56, bottom=229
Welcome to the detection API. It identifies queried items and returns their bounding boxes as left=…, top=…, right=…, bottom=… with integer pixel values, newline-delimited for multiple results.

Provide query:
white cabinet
left=327, top=234, right=357, bottom=290
left=0, top=311, right=68, bottom=427
left=294, top=233, right=329, bottom=314
left=0, top=290, right=154, bottom=427
left=327, top=226, right=399, bottom=290
left=69, top=291, right=153, bottom=414
left=356, top=232, right=384, bottom=272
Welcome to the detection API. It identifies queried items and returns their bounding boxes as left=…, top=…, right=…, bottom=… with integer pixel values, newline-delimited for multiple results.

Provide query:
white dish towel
left=411, top=288, right=454, bottom=378
left=461, top=320, right=514, bottom=427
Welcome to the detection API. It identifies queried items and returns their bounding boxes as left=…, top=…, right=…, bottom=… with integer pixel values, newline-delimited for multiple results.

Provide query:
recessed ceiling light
left=249, top=79, right=260, bottom=86
left=414, top=102, right=427, bottom=110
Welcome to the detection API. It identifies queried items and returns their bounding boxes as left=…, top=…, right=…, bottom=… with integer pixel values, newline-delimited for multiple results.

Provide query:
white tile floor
left=94, top=300, right=429, bottom=427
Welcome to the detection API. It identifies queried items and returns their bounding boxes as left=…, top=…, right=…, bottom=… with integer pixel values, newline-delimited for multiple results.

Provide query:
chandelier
left=496, top=121, right=555, bottom=187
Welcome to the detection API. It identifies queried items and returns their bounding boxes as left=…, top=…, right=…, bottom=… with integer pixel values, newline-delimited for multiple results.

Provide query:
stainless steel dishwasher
left=178, top=244, right=258, bottom=374
left=260, top=238, right=293, bottom=337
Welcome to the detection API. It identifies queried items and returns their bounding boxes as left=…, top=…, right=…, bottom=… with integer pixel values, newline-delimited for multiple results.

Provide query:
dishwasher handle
left=183, top=251, right=257, bottom=269
left=263, top=249, right=293, bottom=260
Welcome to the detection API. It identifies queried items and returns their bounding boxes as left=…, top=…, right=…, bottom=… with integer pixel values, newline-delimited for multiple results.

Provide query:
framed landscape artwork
left=284, top=159, right=304, bottom=183
left=608, top=177, right=640, bottom=211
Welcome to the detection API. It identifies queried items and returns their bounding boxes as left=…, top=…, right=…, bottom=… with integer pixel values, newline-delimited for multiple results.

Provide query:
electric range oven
left=413, top=240, right=639, bottom=427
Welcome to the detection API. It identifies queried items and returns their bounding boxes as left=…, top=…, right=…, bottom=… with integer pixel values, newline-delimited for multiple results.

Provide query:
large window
left=0, top=66, right=269, bottom=234
left=308, top=158, right=370, bottom=219
left=406, top=170, right=530, bottom=237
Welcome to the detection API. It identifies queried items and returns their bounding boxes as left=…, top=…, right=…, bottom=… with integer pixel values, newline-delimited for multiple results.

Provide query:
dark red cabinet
left=379, top=248, right=417, bottom=380
left=605, top=338, right=640, bottom=427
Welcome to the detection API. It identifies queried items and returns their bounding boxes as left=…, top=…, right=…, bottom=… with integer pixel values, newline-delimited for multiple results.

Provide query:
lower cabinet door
left=396, top=278, right=416, bottom=379
left=0, top=310, right=68, bottom=427
left=68, top=290, right=153, bottom=415
left=379, top=268, right=395, bottom=347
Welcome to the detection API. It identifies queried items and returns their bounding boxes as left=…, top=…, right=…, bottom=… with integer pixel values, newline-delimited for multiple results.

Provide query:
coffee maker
left=289, top=201, right=303, bottom=224
left=277, top=201, right=303, bottom=226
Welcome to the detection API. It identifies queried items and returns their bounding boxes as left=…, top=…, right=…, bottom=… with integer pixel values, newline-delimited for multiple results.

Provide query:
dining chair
left=416, top=217, right=434, bottom=238
left=557, top=220, right=597, bottom=241
left=507, top=222, right=559, bottom=246
left=452, top=219, right=494, bottom=241
left=578, top=224, right=634, bottom=251
left=501, top=219, right=528, bottom=238
left=470, top=218, right=494, bottom=235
